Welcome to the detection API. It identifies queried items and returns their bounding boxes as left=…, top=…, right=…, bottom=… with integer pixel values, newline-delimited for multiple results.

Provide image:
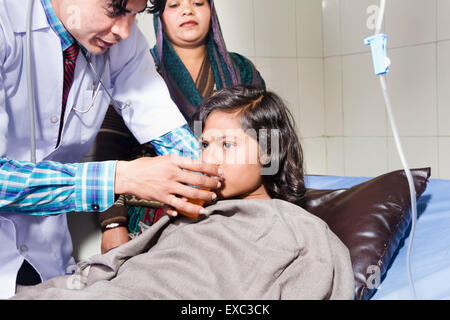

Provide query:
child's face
left=201, top=110, right=270, bottom=200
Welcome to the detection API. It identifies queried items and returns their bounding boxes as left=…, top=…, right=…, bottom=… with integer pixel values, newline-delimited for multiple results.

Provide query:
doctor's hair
left=108, top=0, right=129, bottom=16
left=148, top=0, right=210, bottom=16
left=108, top=0, right=150, bottom=16
left=194, top=85, right=307, bottom=208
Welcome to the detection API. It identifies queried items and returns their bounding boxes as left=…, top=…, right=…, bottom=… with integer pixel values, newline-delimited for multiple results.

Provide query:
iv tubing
left=26, top=0, right=37, bottom=164
left=375, top=0, right=418, bottom=299
left=379, top=75, right=417, bottom=299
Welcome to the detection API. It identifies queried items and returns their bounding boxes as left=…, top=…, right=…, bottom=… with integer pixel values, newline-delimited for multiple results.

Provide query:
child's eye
left=194, top=1, right=205, bottom=6
left=201, top=141, right=209, bottom=149
left=223, top=142, right=233, bottom=149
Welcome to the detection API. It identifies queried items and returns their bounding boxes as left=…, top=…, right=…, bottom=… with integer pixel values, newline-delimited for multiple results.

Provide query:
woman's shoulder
left=228, top=52, right=257, bottom=74
left=229, top=52, right=251, bottom=64
left=228, top=52, right=266, bottom=88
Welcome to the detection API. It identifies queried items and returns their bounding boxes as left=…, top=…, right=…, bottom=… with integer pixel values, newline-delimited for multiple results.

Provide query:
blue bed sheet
left=305, top=175, right=450, bottom=300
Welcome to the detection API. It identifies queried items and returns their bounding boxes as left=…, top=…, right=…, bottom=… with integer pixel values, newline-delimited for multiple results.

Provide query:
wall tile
left=326, top=137, right=345, bottom=176
left=301, top=137, right=328, bottom=175
left=438, top=138, right=450, bottom=180
left=437, top=41, right=450, bottom=136
left=136, top=13, right=156, bottom=47
left=388, top=137, right=439, bottom=178
left=254, top=0, right=297, bottom=57
left=386, top=44, right=437, bottom=137
left=254, top=58, right=301, bottom=133
left=214, top=0, right=255, bottom=57
left=297, top=0, right=324, bottom=57
left=322, top=0, right=341, bottom=57
left=437, top=0, right=450, bottom=41
left=342, top=52, right=387, bottom=137
left=386, top=0, right=436, bottom=48
left=344, top=137, right=388, bottom=177
left=324, top=56, right=343, bottom=136
left=298, top=58, right=325, bottom=138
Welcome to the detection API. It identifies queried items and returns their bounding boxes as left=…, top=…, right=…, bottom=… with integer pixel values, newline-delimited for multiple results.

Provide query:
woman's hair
left=148, top=0, right=210, bottom=16
left=194, top=85, right=307, bottom=208
left=148, top=0, right=166, bottom=15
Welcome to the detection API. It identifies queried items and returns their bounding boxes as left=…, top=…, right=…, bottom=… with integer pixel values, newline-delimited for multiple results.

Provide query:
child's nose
left=202, top=147, right=223, bottom=165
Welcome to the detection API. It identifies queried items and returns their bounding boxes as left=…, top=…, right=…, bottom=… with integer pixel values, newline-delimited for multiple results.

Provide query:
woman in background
left=88, top=0, right=266, bottom=251
left=149, top=0, right=265, bottom=122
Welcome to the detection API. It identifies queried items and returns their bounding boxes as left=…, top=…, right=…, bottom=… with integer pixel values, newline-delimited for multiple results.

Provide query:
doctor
left=0, top=0, right=222, bottom=299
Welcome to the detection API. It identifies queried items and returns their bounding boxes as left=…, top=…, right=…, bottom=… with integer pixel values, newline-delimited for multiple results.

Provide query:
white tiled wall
left=323, top=0, right=447, bottom=179
left=136, top=0, right=448, bottom=179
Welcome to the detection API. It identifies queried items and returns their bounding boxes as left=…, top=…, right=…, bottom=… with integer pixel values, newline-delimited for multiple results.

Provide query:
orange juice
left=178, top=188, right=210, bottom=219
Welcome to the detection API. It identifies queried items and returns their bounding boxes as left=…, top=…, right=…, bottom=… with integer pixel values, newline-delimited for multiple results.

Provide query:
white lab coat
left=0, top=105, right=6, bottom=156
left=0, top=0, right=186, bottom=298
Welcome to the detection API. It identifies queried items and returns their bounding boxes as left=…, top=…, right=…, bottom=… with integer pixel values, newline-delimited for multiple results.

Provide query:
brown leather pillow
left=305, top=168, right=431, bottom=300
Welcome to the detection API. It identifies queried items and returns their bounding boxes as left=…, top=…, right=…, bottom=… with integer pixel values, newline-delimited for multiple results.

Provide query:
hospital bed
left=67, top=171, right=450, bottom=300
left=305, top=174, right=450, bottom=300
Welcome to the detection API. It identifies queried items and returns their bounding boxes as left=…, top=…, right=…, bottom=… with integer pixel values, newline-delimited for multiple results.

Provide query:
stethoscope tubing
left=26, top=0, right=37, bottom=164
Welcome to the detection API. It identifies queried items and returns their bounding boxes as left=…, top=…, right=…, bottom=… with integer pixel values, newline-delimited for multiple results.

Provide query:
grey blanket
left=13, top=199, right=354, bottom=300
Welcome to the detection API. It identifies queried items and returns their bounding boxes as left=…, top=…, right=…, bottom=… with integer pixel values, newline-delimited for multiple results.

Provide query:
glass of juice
left=178, top=187, right=211, bottom=219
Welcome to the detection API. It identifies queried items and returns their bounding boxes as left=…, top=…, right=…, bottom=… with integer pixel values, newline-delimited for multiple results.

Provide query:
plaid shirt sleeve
left=0, top=158, right=116, bottom=215
left=151, top=124, right=201, bottom=159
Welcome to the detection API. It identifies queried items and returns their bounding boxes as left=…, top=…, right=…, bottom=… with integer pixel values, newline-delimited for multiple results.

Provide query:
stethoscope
left=75, top=50, right=129, bottom=114
left=26, top=0, right=129, bottom=163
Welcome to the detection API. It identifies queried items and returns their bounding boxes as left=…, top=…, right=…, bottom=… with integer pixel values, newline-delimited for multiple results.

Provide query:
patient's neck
left=240, top=184, right=271, bottom=200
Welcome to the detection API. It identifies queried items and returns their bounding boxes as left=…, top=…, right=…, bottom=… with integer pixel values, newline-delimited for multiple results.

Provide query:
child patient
left=13, top=85, right=355, bottom=300
left=199, top=84, right=305, bottom=206
left=162, top=84, right=306, bottom=218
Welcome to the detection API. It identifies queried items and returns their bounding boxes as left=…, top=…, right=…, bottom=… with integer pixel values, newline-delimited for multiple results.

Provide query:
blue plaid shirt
left=0, top=0, right=201, bottom=214
left=0, top=159, right=116, bottom=214
left=40, top=0, right=75, bottom=51
left=0, top=124, right=201, bottom=214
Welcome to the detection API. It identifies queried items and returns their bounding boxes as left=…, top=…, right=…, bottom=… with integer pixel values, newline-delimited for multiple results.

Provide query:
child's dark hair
left=194, top=85, right=306, bottom=208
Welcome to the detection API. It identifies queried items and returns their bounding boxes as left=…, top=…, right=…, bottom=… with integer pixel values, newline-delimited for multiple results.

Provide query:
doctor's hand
left=114, top=155, right=223, bottom=217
